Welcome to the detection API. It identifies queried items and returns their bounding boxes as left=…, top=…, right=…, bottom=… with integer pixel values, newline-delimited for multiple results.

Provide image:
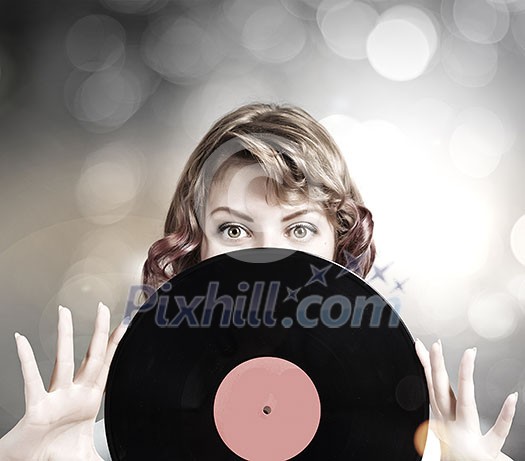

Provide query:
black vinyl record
left=105, top=248, right=429, bottom=460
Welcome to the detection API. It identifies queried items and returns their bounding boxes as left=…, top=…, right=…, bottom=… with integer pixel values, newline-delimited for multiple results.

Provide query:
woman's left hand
left=415, top=339, right=518, bottom=461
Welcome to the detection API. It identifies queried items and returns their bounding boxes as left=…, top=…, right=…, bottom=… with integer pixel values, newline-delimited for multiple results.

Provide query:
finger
left=95, top=319, right=128, bottom=390
left=429, top=339, right=456, bottom=419
left=456, top=347, right=480, bottom=428
left=415, top=339, right=442, bottom=420
left=14, top=333, right=47, bottom=408
left=74, top=302, right=111, bottom=386
left=49, top=306, right=75, bottom=391
left=484, top=392, right=518, bottom=454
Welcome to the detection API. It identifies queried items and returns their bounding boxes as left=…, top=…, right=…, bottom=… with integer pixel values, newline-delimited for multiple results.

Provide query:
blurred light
left=453, top=0, right=510, bottom=44
left=486, top=358, right=523, bottom=403
left=468, top=292, right=519, bottom=340
left=75, top=143, right=145, bottom=225
left=30, top=216, right=163, bottom=363
left=511, top=11, right=525, bottom=53
left=242, top=5, right=307, bottom=63
left=182, top=77, right=277, bottom=142
left=413, top=419, right=428, bottom=456
left=405, top=274, right=470, bottom=338
left=321, top=115, right=494, bottom=277
left=511, top=214, right=525, bottom=266
left=65, top=68, right=143, bottom=132
left=319, top=113, right=360, bottom=155
left=200, top=7, right=258, bottom=78
left=281, top=0, right=320, bottom=20
left=321, top=116, right=495, bottom=277
left=318, top=1, right=378, bottom=60
left=421, top=188, right=491, bottom=275
left=367, top=5, right=438, bottom=81
left=318, top=118, right=418, bottom=195
left=508, top=273, right=525, bottom=295
left=0, top=224, right=81, bottom=307
left=223, top=0, right=261, bottom=29
left=63, top=257, right=114, bottom=282
left=100, top=0, right=168, bottom=14
left=149, top=81, right=187, bottom=127
left=141, top=15, right=225, bottom=84
left=70, top=239, right=134, bottom=277
left=449, top=107, right=510, bottom=178
left=441, top=0, right=464, bottom=38
left=39, top=273, right=117, bottom=362
left=405, top=97, right=454, bottom=147
left=66, top=15, right=126, bottom=72
left=320, top=117, right=415, bottom=212
left=486, top=0, right=525, bottom=13
left=224, top=0, right=283, bottom=32
left=211, top=47, right=258, bottom=79
left=380, top=5, right=440, bottom=58
left=71, top=225, right=154, bottom=281
left=64, top=43, right=158, bottom=133
left=440, top=34, right=498, bottom=87
left=125, top=45, right=162, bottom=99
left=417, top=283, right=470, bottom=337
left=507, top=273, right=525, bottom=311
left=147, top=144, right=192, bottom=211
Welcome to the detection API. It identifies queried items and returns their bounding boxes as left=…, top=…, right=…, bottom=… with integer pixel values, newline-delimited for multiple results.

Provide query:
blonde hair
left=143, top=102, right=375, bottom=288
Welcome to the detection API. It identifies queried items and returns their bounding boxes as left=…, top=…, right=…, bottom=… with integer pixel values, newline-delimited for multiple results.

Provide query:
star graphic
left=336, top=249, right=361, bottom=278
left=305, top=264, right=330, bottom=287
left=283, top=286, right=301, bottom=302
left=369, top=262, right=393, bottom=283
left=390, top=277, right=409, bottom=293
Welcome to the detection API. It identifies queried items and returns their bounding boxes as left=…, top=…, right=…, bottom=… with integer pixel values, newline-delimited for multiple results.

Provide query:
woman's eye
left=219, top=224, right=249, bottom=240
left=288, top=223, right=317, bottom=240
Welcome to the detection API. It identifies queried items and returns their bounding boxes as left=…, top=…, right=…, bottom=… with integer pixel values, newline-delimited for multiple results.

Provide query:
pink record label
left=213, top=356, right=321, bottom=461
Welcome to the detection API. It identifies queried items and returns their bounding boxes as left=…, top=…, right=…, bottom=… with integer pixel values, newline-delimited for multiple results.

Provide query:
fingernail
left=472, top=346, right=477, bottom=356
left=14, top=332, right=20, bottom=340
left=437, top=338, right=442, bottom=348
left=58, top=305, right=63, bottom=312
left=513, top=392, right=519, bottom=400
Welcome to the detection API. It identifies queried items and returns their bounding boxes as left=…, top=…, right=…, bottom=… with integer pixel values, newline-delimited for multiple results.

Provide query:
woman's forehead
left=208, top=172, right=310, bottom=207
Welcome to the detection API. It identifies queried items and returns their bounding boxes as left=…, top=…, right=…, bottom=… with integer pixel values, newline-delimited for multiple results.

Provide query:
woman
left=0, top=103, right=517, bottom=460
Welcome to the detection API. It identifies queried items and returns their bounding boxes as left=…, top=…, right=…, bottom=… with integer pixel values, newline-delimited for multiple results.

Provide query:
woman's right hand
left=0, top=303, right=127, bottom=461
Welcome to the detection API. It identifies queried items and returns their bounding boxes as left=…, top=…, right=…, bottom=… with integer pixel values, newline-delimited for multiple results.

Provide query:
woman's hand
left=415, top=339, right=518, bottom=461
left=0, top=303, right=127, bottom=461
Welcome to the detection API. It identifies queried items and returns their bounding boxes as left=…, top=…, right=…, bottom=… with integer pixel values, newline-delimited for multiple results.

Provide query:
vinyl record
left=105, top=248, right=429, bottom=460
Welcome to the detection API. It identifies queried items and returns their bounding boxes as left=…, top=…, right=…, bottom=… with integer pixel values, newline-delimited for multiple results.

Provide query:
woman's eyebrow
left=281, top=209, right=319, bottom=222
left=209, top=206, right=319, bottom=222
left=210, top=206, right=253, bottom=222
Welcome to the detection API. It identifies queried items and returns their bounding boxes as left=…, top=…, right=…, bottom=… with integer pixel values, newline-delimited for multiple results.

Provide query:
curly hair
left=142, top=102, right=375, bottom=290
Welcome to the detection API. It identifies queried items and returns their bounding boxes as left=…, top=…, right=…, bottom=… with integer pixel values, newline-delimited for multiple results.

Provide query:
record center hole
left=262, top=406, right=272, bottom=415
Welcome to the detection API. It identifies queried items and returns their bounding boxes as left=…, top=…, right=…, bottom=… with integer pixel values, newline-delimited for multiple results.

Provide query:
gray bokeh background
left=1, top=0, right=524, bottom=458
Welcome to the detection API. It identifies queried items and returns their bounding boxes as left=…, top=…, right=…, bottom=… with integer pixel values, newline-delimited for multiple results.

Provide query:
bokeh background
left=1, top=0, right=524, bottom=458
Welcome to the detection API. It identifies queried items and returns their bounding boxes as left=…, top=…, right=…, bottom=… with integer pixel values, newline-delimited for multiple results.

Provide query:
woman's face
left=200, top=163, right=336, bottom=261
